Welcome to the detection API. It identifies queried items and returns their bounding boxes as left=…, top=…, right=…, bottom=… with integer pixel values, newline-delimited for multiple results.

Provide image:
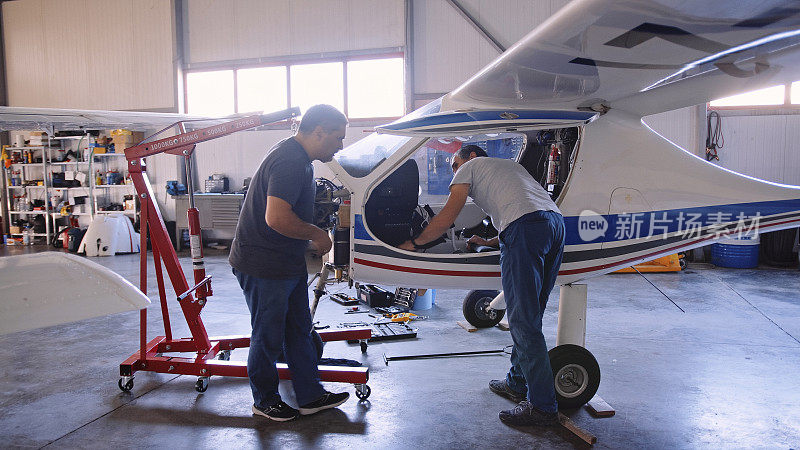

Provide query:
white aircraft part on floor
left=79, top=214, right=141, bottom=256
left=0, top=252, right=150, bottom=336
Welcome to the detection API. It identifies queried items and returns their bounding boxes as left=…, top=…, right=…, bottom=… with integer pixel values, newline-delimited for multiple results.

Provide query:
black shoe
left=299, top=391, right=350, bottom=415
left=252, top=402, right=299, bottom=422
left=499, top=401, right=558, bottom=426
left=489, top=379, right=527, bottom=403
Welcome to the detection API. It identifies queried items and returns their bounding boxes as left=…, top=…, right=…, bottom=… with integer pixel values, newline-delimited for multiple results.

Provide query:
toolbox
left=358, top=284, right=394, bottom=307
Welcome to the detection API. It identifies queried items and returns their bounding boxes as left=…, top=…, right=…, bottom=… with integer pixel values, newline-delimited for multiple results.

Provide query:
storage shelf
left=93, top=153, right=125, bottom=157
left=51, top=161, right=89, bottom=165
left=96, top=210, right=136, bottom=215
left=9, top=210, right=49, bottom=215
left=94, top=184, right=133, bottom=188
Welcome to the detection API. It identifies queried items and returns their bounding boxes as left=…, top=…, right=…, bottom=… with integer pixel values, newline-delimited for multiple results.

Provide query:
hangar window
left=236, top=66, right=288, bottom=114
left=290, top=62, right=345, bottom=115
left=184, top=54, right=405, bottom=120
left=347, top=58, right=404, bottom=119
left=186, top=70, right=235, bottom=116
left=709, top=80, right=800, bottom=109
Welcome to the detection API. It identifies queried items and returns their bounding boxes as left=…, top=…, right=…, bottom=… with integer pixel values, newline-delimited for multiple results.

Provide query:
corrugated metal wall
left=642, top=107, right=701, bottom=156
left=713, top=113, right=800, bottom=186
left=2, top=0, right=175, bottom=110
left=185, top=0, right=405, bottom=64
left=413, top=0, right=570, bottom=96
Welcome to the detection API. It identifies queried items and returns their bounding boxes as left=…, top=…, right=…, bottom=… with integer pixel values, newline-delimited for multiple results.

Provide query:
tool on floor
left=383, top=348, right=507, bottom=365
left=117, top=109, right=372, bottom=400
left=330, top=292, right=360, bottom=306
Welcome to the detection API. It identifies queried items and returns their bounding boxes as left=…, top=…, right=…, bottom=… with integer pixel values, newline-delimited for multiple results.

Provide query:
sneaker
left=299, top=391, right=350, bottom=415
left=499, top=401, right=558, bottom=426
left=489, top=379, right=527, bottom=404
left=252, top=402, right=299, bottom=422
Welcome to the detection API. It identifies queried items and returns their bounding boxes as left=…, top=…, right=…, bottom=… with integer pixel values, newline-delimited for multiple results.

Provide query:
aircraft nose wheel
left=462, top=290, right=504, bottom=328
left=548, top=344, right=600, bottom=409
left=354, top=384, right=371, bottom=400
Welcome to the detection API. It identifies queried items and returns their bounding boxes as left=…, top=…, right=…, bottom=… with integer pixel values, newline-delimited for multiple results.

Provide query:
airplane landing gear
left=549, top=344, right=600, bottom=409
left=462, top=290, right=504, bottom=328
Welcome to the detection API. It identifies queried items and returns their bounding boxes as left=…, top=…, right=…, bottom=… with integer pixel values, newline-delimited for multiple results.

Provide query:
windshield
left=335, top=132, right=412, bottom=178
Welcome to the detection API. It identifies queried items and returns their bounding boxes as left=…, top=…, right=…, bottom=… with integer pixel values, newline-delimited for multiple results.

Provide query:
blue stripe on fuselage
left=564, top=198, right=800, bottom=245
left=354, top=214, right=373, bottom=241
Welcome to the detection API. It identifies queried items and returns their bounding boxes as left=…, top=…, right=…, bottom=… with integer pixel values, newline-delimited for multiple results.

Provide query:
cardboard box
left=111, top=130, right=144, bottom=152
left=9, top=225, right=21, bottom=234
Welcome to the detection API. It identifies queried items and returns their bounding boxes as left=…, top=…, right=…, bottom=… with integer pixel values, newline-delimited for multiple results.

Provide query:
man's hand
left=398, top=240, right=416, bottom=251
left=309, top=229, right=333, bottom=257
left=467, top=235, right=499, bottom=250
left=467, top=235, right=490, bottom=249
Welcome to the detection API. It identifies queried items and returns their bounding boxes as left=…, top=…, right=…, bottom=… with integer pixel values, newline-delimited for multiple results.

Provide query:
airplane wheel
left=462, top=290, right=503, bottom=328
left=548, top=344, right=600, bottom=409
left=360, top=341, right=368, bottom=353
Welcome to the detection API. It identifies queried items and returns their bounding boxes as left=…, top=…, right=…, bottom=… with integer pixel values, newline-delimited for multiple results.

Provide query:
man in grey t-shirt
left=399, top=144, right=565, bottom=426
left=230, top=104, right=350, bottom=422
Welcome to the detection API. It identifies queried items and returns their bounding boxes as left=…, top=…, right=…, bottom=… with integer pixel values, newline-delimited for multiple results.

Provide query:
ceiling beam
left=445, top=0, right=506, bottom=53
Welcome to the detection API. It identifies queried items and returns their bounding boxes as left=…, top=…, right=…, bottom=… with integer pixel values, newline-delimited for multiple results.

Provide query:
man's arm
left=398, top=184, right=469, bottom=251
left=265, top=195, right=332, bottom=255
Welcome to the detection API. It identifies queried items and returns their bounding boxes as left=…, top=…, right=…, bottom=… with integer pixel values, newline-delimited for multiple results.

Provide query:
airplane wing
left=0, top=106, right=243, bottom=133
left=0, top=252, right=150, bottom=336
left=444, top=0, right=800, bottom=117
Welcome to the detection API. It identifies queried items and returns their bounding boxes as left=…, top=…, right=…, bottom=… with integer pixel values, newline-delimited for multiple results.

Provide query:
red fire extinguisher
left=546, top=143, right=560, bottom=186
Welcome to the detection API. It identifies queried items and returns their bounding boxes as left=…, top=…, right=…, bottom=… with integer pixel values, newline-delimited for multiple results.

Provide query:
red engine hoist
left=118, top=108, right=372, bottom=399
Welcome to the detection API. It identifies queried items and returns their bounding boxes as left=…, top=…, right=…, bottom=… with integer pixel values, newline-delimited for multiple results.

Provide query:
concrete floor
left=1, top=246, right=799, bottom=449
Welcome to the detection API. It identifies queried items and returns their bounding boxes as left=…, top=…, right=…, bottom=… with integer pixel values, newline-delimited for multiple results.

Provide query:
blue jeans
left=499, top=210, right=564, bottom=413
left=233, top=268, right=325, bottom=408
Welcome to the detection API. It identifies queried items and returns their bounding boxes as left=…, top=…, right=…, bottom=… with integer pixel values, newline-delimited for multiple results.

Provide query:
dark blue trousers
left=233, top=269, right=325, bottom=408
left=499, top=210, right=564, bottom=413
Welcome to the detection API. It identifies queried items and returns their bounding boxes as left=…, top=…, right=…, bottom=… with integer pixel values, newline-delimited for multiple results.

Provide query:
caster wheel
left=217, top=350, right=231, bottom=361
left=360, top=341, right=368, bottom=353
left=118, top=378, right=134, bottom=392
left=548, top=344, right=600, bottom=409
left=462, top=290, right=504, bottom=328
left=355, top=384, right=371, bottom=400
left=679, top=257, right=687, bottom=270
left=195, top=377, right=209, bottom=393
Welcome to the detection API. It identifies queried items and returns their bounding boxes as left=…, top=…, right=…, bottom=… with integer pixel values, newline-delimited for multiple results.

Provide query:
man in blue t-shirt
left=399, top=144, right=565, bottom=427
left=230, top=104, right=348, bottom=422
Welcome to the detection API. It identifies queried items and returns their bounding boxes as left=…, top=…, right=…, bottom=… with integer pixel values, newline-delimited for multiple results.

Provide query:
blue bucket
left=711, top=234, right=760, bottom=268
left=412, top=289, right=436, bottom=310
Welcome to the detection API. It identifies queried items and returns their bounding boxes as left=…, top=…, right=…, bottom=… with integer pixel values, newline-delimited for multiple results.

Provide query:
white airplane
left=309, top=0, right=800, bottom=408
left=2, top=0, right=800, bottom=409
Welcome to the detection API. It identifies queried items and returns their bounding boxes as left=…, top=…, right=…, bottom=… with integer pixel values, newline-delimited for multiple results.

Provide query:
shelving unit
left=3, top=133, right=139, bottom=244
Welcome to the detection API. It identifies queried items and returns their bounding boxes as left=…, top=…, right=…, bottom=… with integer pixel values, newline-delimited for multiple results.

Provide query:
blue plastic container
left=711, top=234, right=760, bottom=268
left=412, top=289, right=436, bottom=310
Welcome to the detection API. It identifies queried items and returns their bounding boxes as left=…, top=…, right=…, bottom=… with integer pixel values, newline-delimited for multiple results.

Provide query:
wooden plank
left=558, top=412, right=597, bottom=445
left=457, top=321, right=477, bottom=332
left=586, top=396, right=616, bottom=417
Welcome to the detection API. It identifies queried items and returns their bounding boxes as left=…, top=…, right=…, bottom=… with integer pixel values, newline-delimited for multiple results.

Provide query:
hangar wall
left=184, top=0, right=405, bottom=65
left=2, top=0, right=176, bottom=111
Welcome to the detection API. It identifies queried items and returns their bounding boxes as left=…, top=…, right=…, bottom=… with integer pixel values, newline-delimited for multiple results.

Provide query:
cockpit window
left=335, top=99, right=443, bottom=178
left=335, top=132, right=412, bottom=178
left=417, top=132, right=525, bottom=204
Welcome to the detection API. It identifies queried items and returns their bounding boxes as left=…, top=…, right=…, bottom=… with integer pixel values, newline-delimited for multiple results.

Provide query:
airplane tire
left=462, top=290, right=504, bottom=328
left=548, top=344, right=600, bottom=409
